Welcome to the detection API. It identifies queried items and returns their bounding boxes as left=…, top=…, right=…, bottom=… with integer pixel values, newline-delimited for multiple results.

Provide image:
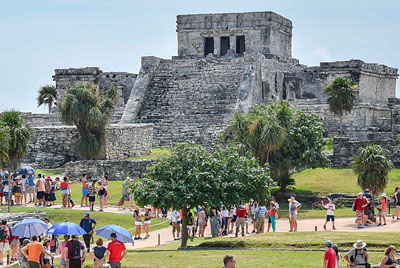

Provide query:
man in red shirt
left=107, top=233, right=127, bottom=268
left=323, top=240, right=336, bottom=268
left=352, top=193, right=368, bottom=228
left=235, top=205, right=247, bottom=237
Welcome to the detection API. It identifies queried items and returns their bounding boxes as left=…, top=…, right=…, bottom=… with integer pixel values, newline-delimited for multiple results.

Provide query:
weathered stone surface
left=65, top=159, right=154, bottom=180
left=24, top=124, right=152, bottom=169
left=0, top=210, right=47, bottom=228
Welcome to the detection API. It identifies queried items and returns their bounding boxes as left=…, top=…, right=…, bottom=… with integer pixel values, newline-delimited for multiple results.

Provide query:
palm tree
left=324, top=77, right=357, bottom=135
left=1, top=111, right=32, bottom=172
left=59, top=83, right=116, bottom=160
left=0, top=122, right=10, bottom=169
left=353, top=144, right=393, bottom=197
left=37, top=85, right=57, bottom=113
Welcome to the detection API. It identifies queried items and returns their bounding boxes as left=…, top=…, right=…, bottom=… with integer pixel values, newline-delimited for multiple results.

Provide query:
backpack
left=0, top=226, right=7, bottom=241
left=349, top=248, right=369, bottom=267
left=70, top=240, right=81, bottom=259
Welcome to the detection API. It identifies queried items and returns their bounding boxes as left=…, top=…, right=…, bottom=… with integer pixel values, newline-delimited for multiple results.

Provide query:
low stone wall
left=24, top=124, right=153, bottom=169
left=65, top=159, right=154, bottom=180
left=19, top=112, right=63, bottom=127
left=0, top=211, right=47, bottom=227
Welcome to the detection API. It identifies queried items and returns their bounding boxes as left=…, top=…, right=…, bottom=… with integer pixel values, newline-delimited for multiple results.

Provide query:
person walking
left=378, top=193, right=388, bottom=226
left=20, top=175, right=27, bottom=206
left=288, top=196, right=301, bottom=232
left=393, top=187, right=400, bottom=220
left=20, top=235, right=53, bottom=268
left=26, top=173, right=35, bottom=204
left=268, top=201, right=277, bottom=232
left=210, top=207, right=221, bottom=237
left=107, top=233, right=127, bottom=268
left=352, top=193, right=368, bottom=228
left=380, top=245, right=397, bottom=268
left=13, top=177, right=23, bottom=206
left=171, top=209, right=180, bottom=240
left=102, top=176, right=109, bottom=208
left=58, top=235, right=70, bottom=268
left=235, top=205, right=247, bottom=237
left=98, top=181, right=105, bottom=212
left=60, top=177, right=69, bottom=208
left=323, top=240, right=336, bottom=268
left=35, top=175, right=45, bottom=207
left=80, top=174, right=89, bottom=207
left=221, top=206, right=230, bottom=236
left=143, top=206, right=151, bottom=239
left=64, top=235, right=86, bottom=268
left=42, top=238, right=52, bottom=268
left=197, top=207, right=207, bottom=238
left=88, top=180, right=97, bottom=212
left=0, top=219, right=10, bottom=265
left=322, top=197, right=336, bottom=230
left=91, top=238, right=109, bottom=268
left=222, top=254, right=236, bottom=268
left=344, top=240, right=369, bottom=268
left=134, top=207, right=143, bottom=240
left=79, top=212, right=97, bottom=252
left=255, top=203, right=267, bottom=234
left=121, top=178, right=132, bottom=210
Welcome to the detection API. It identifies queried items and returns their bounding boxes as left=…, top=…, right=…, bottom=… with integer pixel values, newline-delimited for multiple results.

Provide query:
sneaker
left=384, top=223, right=387, bottom=225
left=323, top=225, right=326, bottom=230
left=365, top=224, right=369, bottom=226
left=377, top=223, right=382, bottom=226
left=71, top=204, right=75, bottom=207
left=229, top=230, right=233, bottom=234
left=251, top=230, right=255, bottom=233
left=332, top=227, right=337, bottom=230
left=235, top=233, right=238, bottom=237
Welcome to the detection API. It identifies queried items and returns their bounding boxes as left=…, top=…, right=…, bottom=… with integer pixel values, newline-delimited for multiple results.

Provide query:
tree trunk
left=180, top=206, right=189, bottom=248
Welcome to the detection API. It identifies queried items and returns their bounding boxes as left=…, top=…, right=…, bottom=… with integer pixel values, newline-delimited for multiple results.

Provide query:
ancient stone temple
left=20, top=11, right=400, bottom=168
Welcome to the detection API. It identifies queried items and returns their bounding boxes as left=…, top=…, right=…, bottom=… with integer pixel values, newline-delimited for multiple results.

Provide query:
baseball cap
left=84, top=212, right=90, bottom=217
left=326, top=240, right=332, bottom=247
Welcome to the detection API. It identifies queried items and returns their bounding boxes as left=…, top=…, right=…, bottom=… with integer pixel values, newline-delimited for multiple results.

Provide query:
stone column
left=230, top=36, right=236, bottom=54
left=214, top=36, right=220, bottom=56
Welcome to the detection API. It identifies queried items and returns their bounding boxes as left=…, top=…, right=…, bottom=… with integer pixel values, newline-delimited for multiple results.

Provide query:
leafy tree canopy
left=131, top=142, right=271, bottom=247
left=353, top=144, right=393, bottom=197
left=59, top=83, right=116, bottom=159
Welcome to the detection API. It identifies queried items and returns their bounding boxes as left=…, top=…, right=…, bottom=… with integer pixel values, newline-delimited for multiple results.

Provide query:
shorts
left=326, top=215, right=335, bottom=222
left=0, top=193, right=3, bottom=197
left=104, top=189, right=108, bottom=197
left=379, top=210, right=387, bottom=216
left=50, top=192, right=56, bottom=201
left=36, top=191, right=44, bottom=200
left=43, top=259, right=50, bottom=265
left=135, top=221, right=142, bottom=226
left=356, top=210, right=363, bottom=222
left=0, top=242, right=10, bottom=251
left=364, top=208, right=370, bottom=216
left=82, top=187, right=88, bottom=197
left=10, top=239, right=18, bottom=248
left=27, top=186, right=35, bottom=194
left=289, top=213, right=297, bottom=219
left=94, top=259, right=105, bottom=268
left=187, top=225, right=193, bottom=229
left=14, top=192, right=22, bottom=197
left=3, top=192, right=8, bottom=197
left=172, top=222, right=180, bottom=232
left=256, top=217, right=265, bottom=231
left=236, top=217, right=245, bottom=228
left=98, top=195, right=104, bottom=200
left=60, top=259, right=67, bottom=266
left=231, top=215, right=237, bottom=223
left=61, top=189, right=68, bottom=196
left=89, top=196, right=95, bottom=202
left=123, top=194, right=130, bottom=201
left=109, top=261, right=121, bottom=268
left=143, top=220, right=151, bottom=224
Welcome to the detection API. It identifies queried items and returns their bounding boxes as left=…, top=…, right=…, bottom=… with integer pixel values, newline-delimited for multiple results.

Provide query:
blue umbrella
left=0, top=171, right=8, bottom=178
left=46, top=222, right=87, bottom=236
left=16, top=166, right=36, bottom=175
left=11, top=218, right=48, bottom=237
left=96, top=225, right=134, bottom=244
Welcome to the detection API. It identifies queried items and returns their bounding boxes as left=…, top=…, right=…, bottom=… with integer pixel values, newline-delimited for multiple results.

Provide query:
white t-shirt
left=230, top=207, right=236, bottom=216
left=171, top=210, right=180, bottom=223
left=21, top=178, right=27, bottom=192
left=222, top=209, right=229, bottom=218
left=274, top=202, right=280, bottom=210
left=325, top=203, right=335, bottom=216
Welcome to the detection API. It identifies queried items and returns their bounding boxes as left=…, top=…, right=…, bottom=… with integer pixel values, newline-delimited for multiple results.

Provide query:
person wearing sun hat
left=377, top=192, right=388, bottom=226
left=344, top=240, right=369, bottom=268
left=288, top=196, right=301, bottom=232
left=321, top=197, right=336, bottom=231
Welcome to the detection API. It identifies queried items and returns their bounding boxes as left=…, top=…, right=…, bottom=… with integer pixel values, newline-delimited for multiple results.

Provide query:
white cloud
left=310, top=46, right=333, bottom=62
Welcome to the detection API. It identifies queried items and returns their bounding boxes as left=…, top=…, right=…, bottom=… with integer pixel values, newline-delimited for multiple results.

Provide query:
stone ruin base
left=0, top=210, right=47, bottom=228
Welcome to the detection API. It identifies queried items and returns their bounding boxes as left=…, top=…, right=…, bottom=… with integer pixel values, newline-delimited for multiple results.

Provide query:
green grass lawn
left=36, top=168, right=65, bottom=176
left=125, top=147, right=170, bottom=160
left=293, top=168, right=400, bottom=195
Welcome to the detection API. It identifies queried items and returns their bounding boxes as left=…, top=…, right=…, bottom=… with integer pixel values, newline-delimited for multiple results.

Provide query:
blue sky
left=1, top=0, right=399, bottom=113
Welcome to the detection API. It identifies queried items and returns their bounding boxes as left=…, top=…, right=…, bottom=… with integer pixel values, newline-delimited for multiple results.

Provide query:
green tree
left=353, top=144, right=393, bottom=197
left=37, top=85, right=57, bottom=113
left=58, top=83, right=116, bottom=159
left=230, top=101, right=329, bottom=190
left=1, top=111, right=32, bottom=172
left=0, top=122, right=10, bottom=169
left=131, top=142, right=270, bottom=248
left=324, top=77, right=358, bottom=134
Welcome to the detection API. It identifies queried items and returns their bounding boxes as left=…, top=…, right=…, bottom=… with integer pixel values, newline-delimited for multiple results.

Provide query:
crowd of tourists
left=0, top=212, right=127, bottom=268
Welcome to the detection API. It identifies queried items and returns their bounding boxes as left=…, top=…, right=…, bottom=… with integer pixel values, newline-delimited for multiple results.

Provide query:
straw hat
left=288, top=197, right=295, bottom=203
left=353, top=240, right=366, bottom=249
left=381, top=193, right=387, bottom=198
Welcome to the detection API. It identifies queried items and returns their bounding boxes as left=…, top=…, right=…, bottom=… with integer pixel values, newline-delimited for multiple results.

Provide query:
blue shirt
left=80, top=217, right=97, bottom=232
left=27, top=175, right=35, bottom=187
left=255, top=206, right=267, bottom=218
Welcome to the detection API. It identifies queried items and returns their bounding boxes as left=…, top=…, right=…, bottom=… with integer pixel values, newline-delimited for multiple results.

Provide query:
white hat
left=381, top=193, right=387, bottom=198
left=353, top=240, right=366, bottom=249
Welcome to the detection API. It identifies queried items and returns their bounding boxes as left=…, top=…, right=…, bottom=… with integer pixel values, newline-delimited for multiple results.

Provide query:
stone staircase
left=135, top=57, right=248, bottom=147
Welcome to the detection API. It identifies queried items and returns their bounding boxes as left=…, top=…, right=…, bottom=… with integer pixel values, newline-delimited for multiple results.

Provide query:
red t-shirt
left=107, top=240, right=126, bottom=262
left=324, top=248, right=336, bottom=268
left=353, top=197, right=368, bottom=211
left=61, top=181, right=69, bottom=189
left=236, top=207, right=247, bottom=218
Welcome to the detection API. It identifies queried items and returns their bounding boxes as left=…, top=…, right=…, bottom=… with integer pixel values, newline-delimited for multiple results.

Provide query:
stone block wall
left=65, top=159, right=154, bottom=180
left=24, top=124, right=153, bottom=169
left=19, top=112, right=63, bottom=127
left=0, top=211, right=47, bottom=227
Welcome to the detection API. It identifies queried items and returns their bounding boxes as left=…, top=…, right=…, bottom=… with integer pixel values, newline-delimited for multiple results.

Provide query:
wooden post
left=158, top=234, right=160, bottom=246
